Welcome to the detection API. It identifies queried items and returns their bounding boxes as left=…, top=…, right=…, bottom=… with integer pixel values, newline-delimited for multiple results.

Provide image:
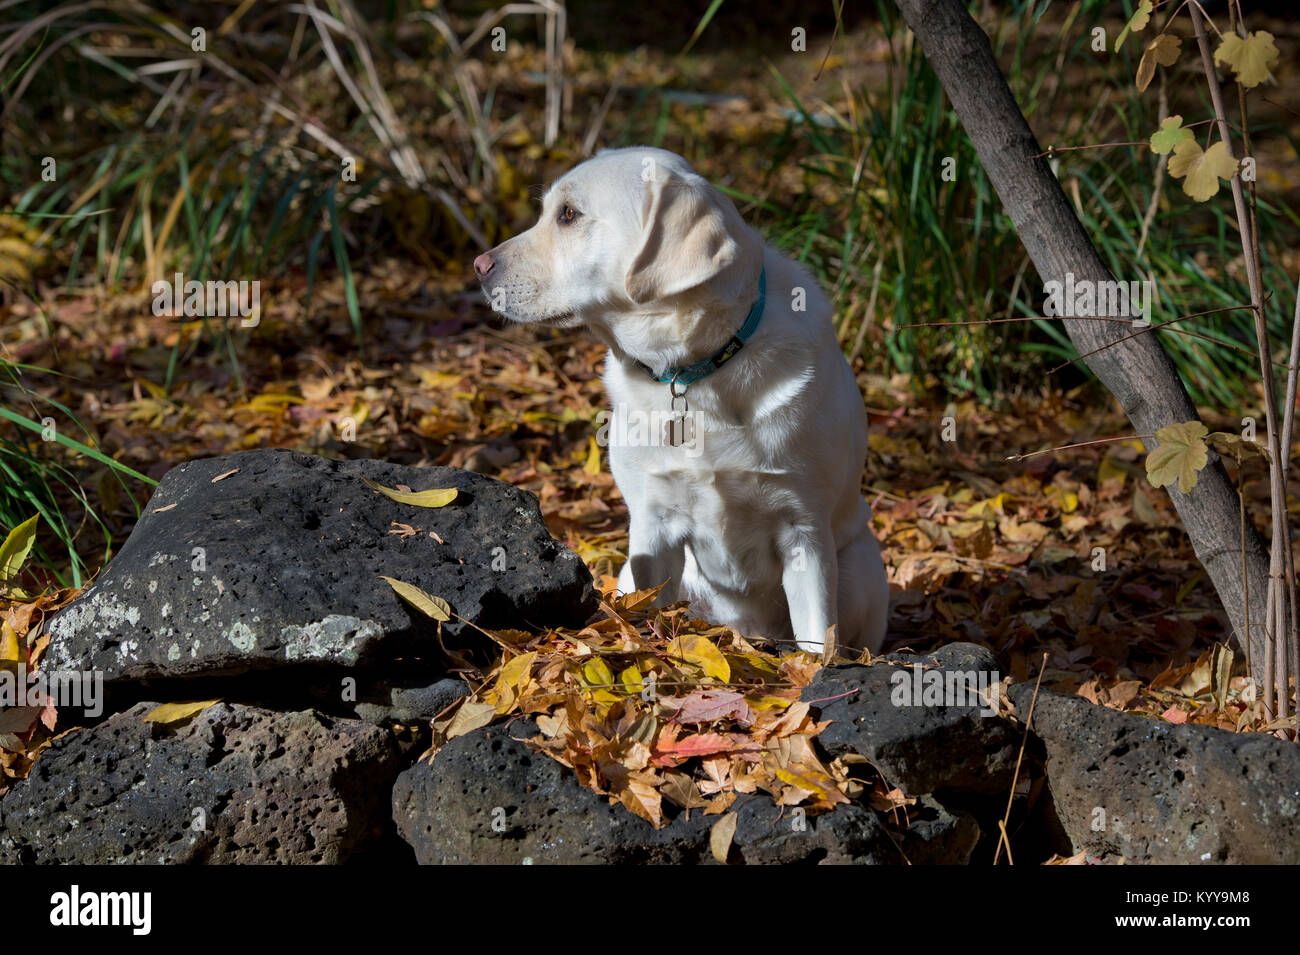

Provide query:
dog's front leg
left=618, top=510, right=685, bottom=606
left=779, top=525, right=837, bottom=653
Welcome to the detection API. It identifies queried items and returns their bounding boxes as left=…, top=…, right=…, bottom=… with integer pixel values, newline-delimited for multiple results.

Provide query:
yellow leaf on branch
left=1113, top=0, right=1152, bottom=52
left=1149, top=115, right=1192, bottom=156
left=1167, top=140, right=1238, bottom=202
left=1136, top=33, right=1181, bottom=92
left=1145, top=421, right=1209, bottom=494
left=1214, top=31, right=1278, bottom=89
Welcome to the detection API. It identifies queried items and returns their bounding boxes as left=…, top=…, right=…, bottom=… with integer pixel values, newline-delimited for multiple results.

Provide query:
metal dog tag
left=664, top=414, right=696, bottom=448
left=664, top=390, right=693, bottom=448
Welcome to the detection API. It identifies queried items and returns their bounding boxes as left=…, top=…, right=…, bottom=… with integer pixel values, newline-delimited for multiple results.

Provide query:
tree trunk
left=895, top=0, right=1271, bottom=674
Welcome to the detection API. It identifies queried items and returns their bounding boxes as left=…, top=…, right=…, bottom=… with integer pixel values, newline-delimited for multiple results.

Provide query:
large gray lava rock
left=0, top=702, right=399, bottom=864
left=391, top=722, right=980, bottom=864
left=45, top=450, right=596, bottom=682
left=804, top=643, right=1021, bottom=795
left=1009, top=684, right=1300, bottom=864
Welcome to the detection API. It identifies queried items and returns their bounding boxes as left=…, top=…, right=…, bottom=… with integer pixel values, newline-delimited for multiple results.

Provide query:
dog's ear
left=624, top=175, right=738, bottom=305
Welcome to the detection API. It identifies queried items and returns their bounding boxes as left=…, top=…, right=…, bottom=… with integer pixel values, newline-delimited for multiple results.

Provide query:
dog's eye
left=557, top=204, right=580, bottom=225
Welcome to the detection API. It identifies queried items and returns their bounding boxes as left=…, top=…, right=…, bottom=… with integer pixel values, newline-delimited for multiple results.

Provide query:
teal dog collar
left=636, top=266, right=766, bottom=392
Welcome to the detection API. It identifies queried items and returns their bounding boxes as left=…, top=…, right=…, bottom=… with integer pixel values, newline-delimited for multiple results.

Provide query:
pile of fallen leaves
left=0, top=585, right=77, bottom=794
left=1078, top=642, right=1295, bottom=735
left=421, top=579, right=906, bottom=833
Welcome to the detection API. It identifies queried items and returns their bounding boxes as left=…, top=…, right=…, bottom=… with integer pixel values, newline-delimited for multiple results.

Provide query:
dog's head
left=474, top=147, right=758, bottom=329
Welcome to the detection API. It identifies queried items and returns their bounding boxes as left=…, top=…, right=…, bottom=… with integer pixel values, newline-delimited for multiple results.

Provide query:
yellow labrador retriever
left=474, top=147, right=888, bottom=653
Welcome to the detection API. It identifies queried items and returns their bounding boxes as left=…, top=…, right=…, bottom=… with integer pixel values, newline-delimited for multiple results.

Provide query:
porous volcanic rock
left=45, top=449, right=596, bottom=682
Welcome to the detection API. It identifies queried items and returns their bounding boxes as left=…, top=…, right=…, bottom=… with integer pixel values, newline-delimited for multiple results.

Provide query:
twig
left=1190, top=0, right=1289, bottom=716
left=1239, top=445, right=1252, bottom=679
left=1226, top=0, right=1293, bottom=725
left=1285, top=274, right=1300, bottom=723
left=581, top=55, right=632, bottom=156
left=1046, top=302, right=1270, bottom=376
left=1031, top=122, right=1228, bottom=159
left=1005, top=434, right=1153, bottom=462
left=995, top=652, right=1047, bottom=865
left=803, top=688, right=861, bottom=705
left=847, top=256, right=883, bottom=366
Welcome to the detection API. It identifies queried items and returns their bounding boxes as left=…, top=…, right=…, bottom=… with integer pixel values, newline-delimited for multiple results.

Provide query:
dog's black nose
left=473, top=252, right=495, bottom=279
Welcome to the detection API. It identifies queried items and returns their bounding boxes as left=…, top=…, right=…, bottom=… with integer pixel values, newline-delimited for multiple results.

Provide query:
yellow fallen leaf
left=581, top=655, right=614, bottom=685
left=489, top=651, right=538, bottom=714
left=584, top=435, right=602, bottom=475
left=1045, top=485, right=1079, bottom=513
left=0, top=620, right=21, bottom=671
left=240, top=392, right=302, bottom=413
left=746, top=693, right=797, bottom=713
left=132, top=376, right=168, bottom=399
left=618, top=583, right=664, bottom=612
left=728, top=652, right=781, bottom=679
left=142, top=700, right=221, bottom=725
left=579, top=656, right=622, bottom=705
left=499, top=651, right=537, bottom=689
left=709, top=811, right=738, bottom=863
left=774, top=762, right=848, bottom=806
left=669, top=632, right=730, bottom=682
left=965, top=493, right=1009, bottom=518
left=361, top=477, right=458, bottom=508
left=868, top=433, right=898, bottom=454
left=0, top=514, right=40, bottom=583
left=412, top=366, right=464, bottom=388
left=998, top=517, right=1051, bottom=545
left=379, top=576, right=451, bottom=621
left=1098, top=456, right=1129, bottom=485
left=948, top=519, right=991, bottom=538
left=437, top=699, right=497, bottom=740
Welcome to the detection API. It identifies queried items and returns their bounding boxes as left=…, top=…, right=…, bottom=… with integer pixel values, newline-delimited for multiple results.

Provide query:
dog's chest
left=604, top=353, right=809, bottom=523
left=622, top=447, right=789, bottom=591
left=608, top=395, right=797, bottom=521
